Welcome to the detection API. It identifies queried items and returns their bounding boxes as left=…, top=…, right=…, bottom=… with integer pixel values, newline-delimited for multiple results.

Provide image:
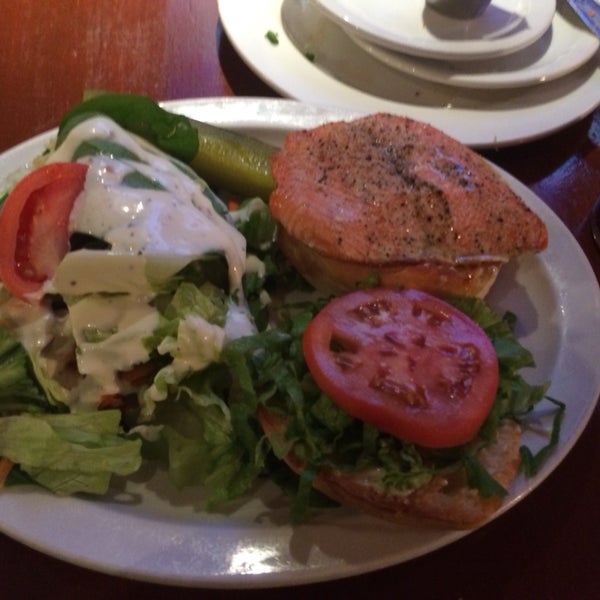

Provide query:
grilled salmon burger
left=269, top=113, right=548, bottom=297
left=236, top=114, right=555, bottom=528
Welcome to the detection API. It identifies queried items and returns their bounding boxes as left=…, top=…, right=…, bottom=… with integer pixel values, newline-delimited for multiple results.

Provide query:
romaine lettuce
left=0, top=410, right=141, bottom=495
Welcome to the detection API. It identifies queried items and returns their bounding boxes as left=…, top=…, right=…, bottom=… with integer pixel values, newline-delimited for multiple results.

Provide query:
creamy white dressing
left=225, top=300, right=259, bottom=340
left=16, top=116, right=258, bottom=412
left=245, top=254, right=267, bottom=279
left=69, top=295, right=159, bottom=379
left=52, top=251, right=152, bottom=296
left=48, top=116, right=248, bottom=291
left=0, top=294, right=54, bottom=351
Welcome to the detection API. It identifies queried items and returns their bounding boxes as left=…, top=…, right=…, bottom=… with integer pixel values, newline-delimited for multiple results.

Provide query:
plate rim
left=313, top=0, right=556, bottom=60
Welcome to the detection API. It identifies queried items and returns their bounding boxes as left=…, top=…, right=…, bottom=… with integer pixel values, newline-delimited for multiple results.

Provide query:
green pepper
left=57, top=92, right=277, bottom=200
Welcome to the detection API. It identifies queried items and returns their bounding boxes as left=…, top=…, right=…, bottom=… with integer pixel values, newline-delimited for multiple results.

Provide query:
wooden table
left=1, top=2, right=599, bottom=598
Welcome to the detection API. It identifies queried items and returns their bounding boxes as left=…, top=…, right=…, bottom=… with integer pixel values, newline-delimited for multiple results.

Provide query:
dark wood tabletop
left=1, top=2, right=599, bottom=598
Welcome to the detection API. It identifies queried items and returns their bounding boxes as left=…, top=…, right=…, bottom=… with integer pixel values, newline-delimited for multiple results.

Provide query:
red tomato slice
left=0, top=162, right=88, bottom=300
left=302, top=288, right=499, bottom=448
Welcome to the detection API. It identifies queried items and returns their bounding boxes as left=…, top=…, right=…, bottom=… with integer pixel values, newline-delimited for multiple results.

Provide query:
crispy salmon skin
left=270, top=114, right=547, bottom=270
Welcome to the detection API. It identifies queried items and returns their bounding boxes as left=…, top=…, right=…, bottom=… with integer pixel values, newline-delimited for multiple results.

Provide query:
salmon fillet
left=270, top=114, right=547, bottom=269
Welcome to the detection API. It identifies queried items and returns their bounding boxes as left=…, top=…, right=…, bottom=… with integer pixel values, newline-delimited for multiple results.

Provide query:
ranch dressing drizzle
left=48, top=116, right=247, bottom=292
left=33, top=116, right=255, bottom=411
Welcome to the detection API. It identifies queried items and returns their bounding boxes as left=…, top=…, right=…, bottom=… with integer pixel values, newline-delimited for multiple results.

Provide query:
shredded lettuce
left=139, top=365, right=268, bottom=507
left=222, top=295, right=561, bottom=519
left=140, top=279, right=231, bottom=416
left=230, top=197, right=276, bottom=253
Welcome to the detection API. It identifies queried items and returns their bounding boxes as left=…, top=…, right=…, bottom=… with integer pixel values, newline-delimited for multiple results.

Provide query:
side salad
left=0, top=94, right=563, bottom=520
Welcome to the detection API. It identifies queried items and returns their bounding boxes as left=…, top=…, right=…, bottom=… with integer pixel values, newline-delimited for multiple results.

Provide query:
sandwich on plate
left=242, top=113, right=553, bottom=528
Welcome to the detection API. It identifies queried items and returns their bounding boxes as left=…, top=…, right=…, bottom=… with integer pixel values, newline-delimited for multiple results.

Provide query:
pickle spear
left=57, top=93, right=277, bottom=199
left=188, top=118, right=276, bottom=200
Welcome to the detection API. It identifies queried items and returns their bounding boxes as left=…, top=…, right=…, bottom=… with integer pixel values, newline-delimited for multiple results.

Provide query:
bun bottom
left=277, top=227, right=502, bottom=299
left=259, top=409, right=521, bottom=529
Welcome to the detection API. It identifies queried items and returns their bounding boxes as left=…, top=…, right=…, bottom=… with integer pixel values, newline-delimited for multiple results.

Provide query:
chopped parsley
left=265, top=30, right=279, bottom=45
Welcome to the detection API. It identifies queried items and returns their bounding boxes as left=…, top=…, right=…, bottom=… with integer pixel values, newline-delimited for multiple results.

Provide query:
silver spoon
left=592, top=195, right=600, bottom=251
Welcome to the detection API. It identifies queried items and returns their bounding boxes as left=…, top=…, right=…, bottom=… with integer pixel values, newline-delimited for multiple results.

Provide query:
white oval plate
left=218, top=0, right=600, bottom=148
left=1, top=98, right=599, bottom=588
left=351, top=6, right=599, bottom=89
left=314, top=0, right=556, bottom=60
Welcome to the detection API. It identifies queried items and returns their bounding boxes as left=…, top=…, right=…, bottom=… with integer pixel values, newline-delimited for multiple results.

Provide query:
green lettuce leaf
left=230, top=197, right=276, bottom=252
left=0, top=410, right=142, bottom=495
left=0, top=327, right=56, bottom=415
left=145, top=366, right=268, bottom=507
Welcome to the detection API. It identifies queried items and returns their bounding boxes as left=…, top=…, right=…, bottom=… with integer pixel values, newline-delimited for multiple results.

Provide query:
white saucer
left=314, top=0, right=556, bottom=60
left=351, top=6, right=600, bottom=89
left=218, top=0, right=600, bottom=148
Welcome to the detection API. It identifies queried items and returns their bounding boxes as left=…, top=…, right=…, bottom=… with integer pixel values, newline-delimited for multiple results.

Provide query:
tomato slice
left=302, top=288, right=499, bottom=448
left=0, top=162, right=88, bottom=300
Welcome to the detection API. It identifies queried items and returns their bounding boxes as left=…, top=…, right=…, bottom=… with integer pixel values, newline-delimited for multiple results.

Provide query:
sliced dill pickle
left=58, top=93, right=277, bottom=201
left=188, top=118, right=276, bottom=200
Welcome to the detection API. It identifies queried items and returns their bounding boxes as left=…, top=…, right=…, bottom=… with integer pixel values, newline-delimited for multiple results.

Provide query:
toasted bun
left=277, top=226, right=502, bottom=298
left=270, top=113, right=547, bottom=298
left=258, top=408, right=521, bottom=529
